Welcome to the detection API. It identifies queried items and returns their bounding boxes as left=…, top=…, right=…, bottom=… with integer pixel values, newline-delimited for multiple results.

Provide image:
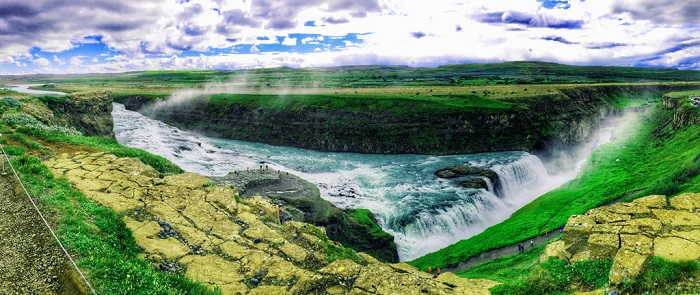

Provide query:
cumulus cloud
left=1, top=0, right=700, bottom=73
left=281, top=37, right=297, bottom=46
left=610, top=0, right=700, bottom=25
left=33, top=57, right=50, bottom=66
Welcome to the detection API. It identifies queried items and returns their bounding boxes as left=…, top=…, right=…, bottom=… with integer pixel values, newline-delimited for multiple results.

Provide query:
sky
left=0, top=0, right=699, bottom=74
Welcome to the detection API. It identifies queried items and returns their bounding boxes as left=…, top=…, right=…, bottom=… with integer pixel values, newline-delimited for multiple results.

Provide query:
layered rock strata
left=44, top=151, right=497, bottom=294
left=542, top=194, right=700, bottom=285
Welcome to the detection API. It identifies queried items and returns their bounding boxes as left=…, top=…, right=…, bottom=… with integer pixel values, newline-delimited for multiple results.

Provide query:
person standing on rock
left=428, top=267, right=432, bottom=273
left=559, top=225, right=563, bottom=233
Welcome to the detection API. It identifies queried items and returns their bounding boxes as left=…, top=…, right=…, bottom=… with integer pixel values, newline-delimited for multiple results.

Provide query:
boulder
left=625, top=218, right=663, bottom=236
left=609, top=249, right=647, bottom=285
left=586, top=207, right=631, bottom=223
left=570, top=250, right=591, bottom=263
left=631, top=195, right=668, bottom=209
left=620, top=234, right=653, bottom=255
left=540, top=240, right=567, bottom=262
left=654, top=236, right=700, bottom=262
left=670, top=229, right=700, bottom=243
left=588, top=234, right=620, bottom=260
left=565, top=215, right=596, bottom=251
left=670, top=193, right=700, bottom=212
left=591, top=224, right=623, bottom=234
left=607, top=202, right=651, bottom=215
left=652, top=209, right=700, bottom=230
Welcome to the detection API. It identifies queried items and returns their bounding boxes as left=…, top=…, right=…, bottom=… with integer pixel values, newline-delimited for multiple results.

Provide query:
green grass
left=458, top=242, right=548, bottom=282
left=205, top=93, right=515, bottom=115
left=347, top=209, right=390, bottom=239
left=409, top=103, right=700, bottom=270
left=9, top=154, right=218, bottom=294
left=17, top=128, right=182, bottom=175
left=603, top=93, right=660, bottom=109
left=620, top=257, right=700, bottom=294
left=488, top=258, right=613, bottom=295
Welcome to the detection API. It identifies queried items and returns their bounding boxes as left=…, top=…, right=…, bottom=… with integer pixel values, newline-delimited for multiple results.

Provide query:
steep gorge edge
left=118, top=85, right=699, bottom=160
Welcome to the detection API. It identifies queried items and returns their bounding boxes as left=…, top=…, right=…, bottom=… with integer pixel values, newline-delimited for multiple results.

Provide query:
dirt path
left=0, top=172, right=85, bottom=294
left=442, top=231, right=564, bottom=274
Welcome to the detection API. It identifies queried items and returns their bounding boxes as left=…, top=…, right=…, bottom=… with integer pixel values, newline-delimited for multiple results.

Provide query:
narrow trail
left=442, top=231, right=563, bottom=274
left=0, top=170, right=85, bottom=294
left=442, top=195, right=629, bottom=274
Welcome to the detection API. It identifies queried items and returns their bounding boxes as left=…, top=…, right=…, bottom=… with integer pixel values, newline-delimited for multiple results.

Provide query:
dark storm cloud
left=96, top=21, right=146, bottom=32
left=479, top=11, right=583, bottom=29
left=611, top=0, right=700, bottom=24
left=166, top=39, right=193, bottom=51
left=0, top=0, right=167, bottom=58
left=183, top=24, right=210, bottom=36
left=244, top=0, right=381, bottom=31
left=0, top=2, right=39, bottom=17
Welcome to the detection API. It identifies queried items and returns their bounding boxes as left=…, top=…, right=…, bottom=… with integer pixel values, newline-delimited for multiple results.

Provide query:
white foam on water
left=112, top=102, right=613, bottom=261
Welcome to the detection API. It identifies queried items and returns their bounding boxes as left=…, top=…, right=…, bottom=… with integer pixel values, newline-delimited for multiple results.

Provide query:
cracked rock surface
left=45, top=151, right=498, bottom=294
left=542, top=194, right=700, bottom=286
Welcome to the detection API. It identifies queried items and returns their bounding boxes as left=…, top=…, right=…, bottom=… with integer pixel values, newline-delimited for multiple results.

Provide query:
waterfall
left=386, top=190, right=509, bottom=261
left=478, top=176, right=495, bottom=193
left=489, top=154, right=550, bottom=201
left=112, top=103, right=610, bottom=261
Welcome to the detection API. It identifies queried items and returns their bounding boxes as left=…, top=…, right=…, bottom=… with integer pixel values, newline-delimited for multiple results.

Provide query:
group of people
left=516, top=225, right=564, bottom=253
left=517, top=241, right=532, bottom=252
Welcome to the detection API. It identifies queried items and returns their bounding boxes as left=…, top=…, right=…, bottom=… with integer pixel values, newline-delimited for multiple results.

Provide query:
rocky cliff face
left=119, top=85, right=698, bottom=157
left=662, top=95, right=700, bottom=128
left=43, top=91, right=115, bottom=138
left=209, top=170, right=400, bottom=263
left=44, top=152, right=497, bottom=294
left=541, top=194, right=700, bottom=286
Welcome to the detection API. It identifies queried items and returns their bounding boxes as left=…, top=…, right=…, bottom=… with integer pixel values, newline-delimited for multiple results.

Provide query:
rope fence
left=0, top=140, right=97, bottom=295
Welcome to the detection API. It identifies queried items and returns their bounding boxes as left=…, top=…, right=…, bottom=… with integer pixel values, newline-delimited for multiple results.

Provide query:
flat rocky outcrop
left=542, top=194, right=700, bottom=285
left=44, top=152, right=498, bottom=294
left=210, top=170, right=400, bottom=263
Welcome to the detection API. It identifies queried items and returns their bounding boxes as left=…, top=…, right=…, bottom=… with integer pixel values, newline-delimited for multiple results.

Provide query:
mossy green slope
left=409, top=97, right=700, bottom=270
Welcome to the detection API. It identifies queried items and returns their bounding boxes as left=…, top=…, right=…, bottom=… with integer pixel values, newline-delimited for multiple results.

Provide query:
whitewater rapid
left=113, top=103, right=612, bottom=261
